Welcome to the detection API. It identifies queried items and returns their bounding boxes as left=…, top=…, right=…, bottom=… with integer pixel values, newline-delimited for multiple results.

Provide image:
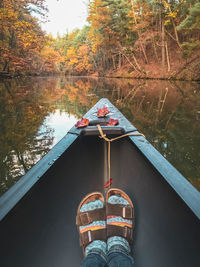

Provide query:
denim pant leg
left=107, top=246, right=134, bottom=267
left=81, top=249, right=107, bottom=267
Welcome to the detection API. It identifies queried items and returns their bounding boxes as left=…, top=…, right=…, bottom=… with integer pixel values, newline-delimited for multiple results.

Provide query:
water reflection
left=0, top=76, right=199, bottom=195
left=44, top=110, right=78, bottom=146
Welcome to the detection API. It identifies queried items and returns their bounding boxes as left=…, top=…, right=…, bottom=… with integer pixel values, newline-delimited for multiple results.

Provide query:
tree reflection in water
left=0, top=77, right=199, bottom=195
left=0, top=78, right=56, bottom=195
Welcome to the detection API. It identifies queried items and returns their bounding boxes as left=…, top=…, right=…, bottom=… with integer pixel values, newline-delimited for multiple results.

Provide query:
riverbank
left=1, top=53, right=200, bottom=81
left=90, top=54, right=200, bottom=81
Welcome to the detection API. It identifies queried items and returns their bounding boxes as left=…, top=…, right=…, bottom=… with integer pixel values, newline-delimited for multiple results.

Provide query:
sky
left=41, top=0, right=88, bottom=37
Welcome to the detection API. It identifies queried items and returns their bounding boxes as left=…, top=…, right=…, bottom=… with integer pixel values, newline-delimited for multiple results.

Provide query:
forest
left=0, top=0, right=200, bottom=80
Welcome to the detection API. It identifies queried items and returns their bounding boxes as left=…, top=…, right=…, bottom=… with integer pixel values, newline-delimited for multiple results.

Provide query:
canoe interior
left=0, top=135, right=200, bottom=267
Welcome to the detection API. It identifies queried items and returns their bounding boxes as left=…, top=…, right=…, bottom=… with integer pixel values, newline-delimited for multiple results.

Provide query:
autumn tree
left=0, top=0, right=47, bottom=75
left=87, top=0, right=115, bottom=70
left=75, top=45, right=92, bottom=73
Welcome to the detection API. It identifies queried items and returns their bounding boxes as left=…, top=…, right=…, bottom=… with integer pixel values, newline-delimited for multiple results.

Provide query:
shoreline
left=1, top=73, right=200, bottom=82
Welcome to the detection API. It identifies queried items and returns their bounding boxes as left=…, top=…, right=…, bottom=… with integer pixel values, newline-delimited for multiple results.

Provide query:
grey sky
left=42, top=0, right=88, bottom=37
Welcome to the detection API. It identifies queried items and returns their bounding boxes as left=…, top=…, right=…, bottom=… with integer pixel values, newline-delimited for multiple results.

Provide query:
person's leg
left=81, top=251, right=107, bottom=267
left=76, top=192, right=107, bottom=267
left=106, top=189, right=134, bottom=267
left=107, top=247, right=134, bottom=267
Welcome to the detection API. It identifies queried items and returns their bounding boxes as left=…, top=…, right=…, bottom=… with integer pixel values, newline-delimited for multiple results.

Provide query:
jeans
left=81, top=246, right=134, bottom=267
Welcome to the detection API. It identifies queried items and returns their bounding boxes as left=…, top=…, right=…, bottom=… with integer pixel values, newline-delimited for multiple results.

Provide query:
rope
left=97, top=124, right=145, bottom=187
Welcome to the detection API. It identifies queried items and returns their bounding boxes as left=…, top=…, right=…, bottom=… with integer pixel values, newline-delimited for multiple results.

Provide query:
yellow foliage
left=0, top=0, right=47, bottom=74
left=40, top=47, right=61, bottom=72
left=164, top=19, right=170, bottom=26
left=66, top=47, right=78, bottom=66
left=75, top=45, right=92, bottom=73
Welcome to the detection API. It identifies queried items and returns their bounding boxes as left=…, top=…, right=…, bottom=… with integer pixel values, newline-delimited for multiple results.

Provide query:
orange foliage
left=66, top=47, right=78, bottom=66
left=75, top=45, right=92, bottom=73
left=0, top=0, right=46, bottom=74
left=40, top=47, right=61, bottom=73
left=87, top=0, right=113, bottom=53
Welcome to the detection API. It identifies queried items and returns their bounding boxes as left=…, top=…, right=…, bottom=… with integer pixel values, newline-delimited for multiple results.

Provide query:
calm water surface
left=0, top=76, right=199, bottom=195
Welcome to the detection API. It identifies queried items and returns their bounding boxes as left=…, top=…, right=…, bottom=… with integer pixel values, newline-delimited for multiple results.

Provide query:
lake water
left=0, top=76, right=199, bottom=195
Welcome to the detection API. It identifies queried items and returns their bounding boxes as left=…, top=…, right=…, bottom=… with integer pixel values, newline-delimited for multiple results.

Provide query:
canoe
left=0, top=98, right=200, bottom=267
